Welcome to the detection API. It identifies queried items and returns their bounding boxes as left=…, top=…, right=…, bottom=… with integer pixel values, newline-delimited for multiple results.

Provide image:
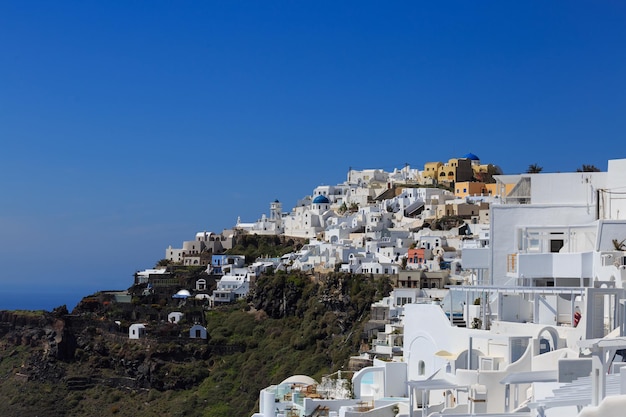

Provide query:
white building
left=167, top=311, right=184, bottom=324
left=313, top=184, right=349, bottom=206
left=129, top=323, right=147, bottom=340
left=399, top=158, right=626, bottom=416
left=235, top=200, right=284, bottom=235
left=211, top=271, right=250, bottom=305
left=134, top=267, right=168, bottom=284
left=252, top=158, right=626, bottom=417
left=283, top=195, right=335, bottom=239
left=189, top=324, right=207, bottom=339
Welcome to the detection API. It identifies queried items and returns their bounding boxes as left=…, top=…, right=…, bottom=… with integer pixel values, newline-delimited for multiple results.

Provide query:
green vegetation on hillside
left=0, top=270, right=391, bottom=417
left=198, top=271, right=392, bottom=416
left=225, top=234, right=305, bottom=263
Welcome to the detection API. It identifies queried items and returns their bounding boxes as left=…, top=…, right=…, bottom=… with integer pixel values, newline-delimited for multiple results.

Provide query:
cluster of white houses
left=158, top=154, right=498, bottom=307
left=247, top=157, right=626, bottom=417
left=137, top=154, right=626, bottom=416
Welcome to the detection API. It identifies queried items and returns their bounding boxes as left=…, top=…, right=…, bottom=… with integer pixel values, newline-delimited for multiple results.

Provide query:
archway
left=537, top=327, right=559, bottom=354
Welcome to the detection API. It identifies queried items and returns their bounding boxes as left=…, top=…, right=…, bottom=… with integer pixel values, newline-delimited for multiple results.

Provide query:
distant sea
left=0, top=286, right=99, bottom=312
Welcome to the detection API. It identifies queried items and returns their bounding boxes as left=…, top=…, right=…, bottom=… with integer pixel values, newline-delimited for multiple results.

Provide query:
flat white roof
left=447, top=285, right=586, bottom=295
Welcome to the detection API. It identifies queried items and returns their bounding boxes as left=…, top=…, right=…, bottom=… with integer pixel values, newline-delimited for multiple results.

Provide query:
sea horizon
left=0, top=285, right=125, bottom=312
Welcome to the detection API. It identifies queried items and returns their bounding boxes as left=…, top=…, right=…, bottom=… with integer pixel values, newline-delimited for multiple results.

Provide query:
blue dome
left=312, top=195, right=330, bottom=204
left=463, top=152, right=480, bottom=161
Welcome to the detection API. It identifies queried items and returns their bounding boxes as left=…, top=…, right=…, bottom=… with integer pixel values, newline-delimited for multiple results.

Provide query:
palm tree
left=155, top=258, right=172, bottom=267
left=612, top=239, right=626, bottom=251
left=576, top=164, right=601, bottom=172
left=526, top=163, right=543, bottom=173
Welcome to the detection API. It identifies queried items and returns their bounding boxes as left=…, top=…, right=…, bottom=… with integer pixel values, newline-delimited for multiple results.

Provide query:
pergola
left=407, top=378, right=467, bottom=417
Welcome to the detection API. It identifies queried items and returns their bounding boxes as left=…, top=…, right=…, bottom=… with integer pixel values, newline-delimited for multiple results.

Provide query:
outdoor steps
left=453, top=317, right=467, bottom=328
left=66, top=376, right=94, bottom=390
left=309, top=405, right=330, bottom=417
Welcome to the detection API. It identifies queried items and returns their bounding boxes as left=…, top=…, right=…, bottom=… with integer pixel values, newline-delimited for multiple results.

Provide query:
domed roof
left=312, top=195, right=330, bottom=204
left=172, top=289, right=191, bottom=299
left=280, top=375, right=318, bottom=386
left=463, top=152, right=480, bottom=161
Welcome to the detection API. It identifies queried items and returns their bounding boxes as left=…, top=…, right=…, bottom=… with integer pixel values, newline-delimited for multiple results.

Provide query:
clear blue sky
left=1, top=1, right=625, bottom=310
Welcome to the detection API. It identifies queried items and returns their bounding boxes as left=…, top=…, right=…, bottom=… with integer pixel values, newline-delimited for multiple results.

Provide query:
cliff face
left=0, top=307, right=76, bottom=361
left=0, top=310, right=46, bottom=328
left=0, top=272, right=391, bottom=417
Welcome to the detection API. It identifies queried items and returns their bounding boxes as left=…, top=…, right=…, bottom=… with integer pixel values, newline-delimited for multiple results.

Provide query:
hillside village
left=128, top=154, right=626, bottom=417
left=150, top=154, right=626, bottom=417
left=152, top=153, right=501, bottom=309
left=5, top=154, right=626, bottom=417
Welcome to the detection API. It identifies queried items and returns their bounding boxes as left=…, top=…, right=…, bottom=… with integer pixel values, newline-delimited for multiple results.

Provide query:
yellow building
left=455, top=181, right=490, bottom=198
left=455, top=181, right=514, bottom=198
left=436, top=158, right=474, bottom=185
left=486, top=182, right=515, bottom=197
left=423, top=161, right=443, bottom=181
left=424, top=154, right=502, bottom=187
left=472, top=163, right=501, bottom=183
left=435, top=201, right=489, bottom=218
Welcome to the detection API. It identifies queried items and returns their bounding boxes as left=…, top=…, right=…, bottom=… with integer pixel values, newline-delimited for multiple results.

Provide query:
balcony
left=506, top=252, right=594, bottom=280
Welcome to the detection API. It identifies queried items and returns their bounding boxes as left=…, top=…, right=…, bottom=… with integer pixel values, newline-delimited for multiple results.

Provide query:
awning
left=407, top=379, right=464, bottom=391
left=434, top=350, right=461, bottom=361
left=500, top=370, right=558, bottom=385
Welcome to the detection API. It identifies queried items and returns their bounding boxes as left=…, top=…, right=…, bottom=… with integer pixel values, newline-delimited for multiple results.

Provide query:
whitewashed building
left=189, top=324, right=207, bottom=339
left=129, top=323, right=147, bottom=340
left=252, top=158, right=626, bottom=417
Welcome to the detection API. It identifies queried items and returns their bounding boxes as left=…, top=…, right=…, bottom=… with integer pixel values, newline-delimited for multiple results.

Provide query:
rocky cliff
left=0, top=271, right=391, bottom=417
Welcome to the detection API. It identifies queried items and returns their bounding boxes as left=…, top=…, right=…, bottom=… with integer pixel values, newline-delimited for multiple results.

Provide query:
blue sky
left=1, top=1, right=625, bottom=310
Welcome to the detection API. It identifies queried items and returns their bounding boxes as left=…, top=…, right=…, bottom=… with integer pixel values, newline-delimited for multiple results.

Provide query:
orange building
left=407, top=247, right=427, bottom=268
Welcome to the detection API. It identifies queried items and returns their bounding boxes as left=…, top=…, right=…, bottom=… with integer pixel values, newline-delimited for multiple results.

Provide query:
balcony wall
left=461, top=247, right=490, bottom=269
left=511, top=252, right=594, bottom=279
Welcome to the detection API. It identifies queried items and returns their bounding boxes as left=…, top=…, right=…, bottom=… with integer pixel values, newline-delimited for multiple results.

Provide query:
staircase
left=452, top=316, right=467, bottom=328
left=309, top=405, right=330, bottom=417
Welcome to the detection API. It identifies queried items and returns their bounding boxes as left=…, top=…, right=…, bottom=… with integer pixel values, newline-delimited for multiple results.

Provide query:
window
left=550, top=238, right=564, bottom=253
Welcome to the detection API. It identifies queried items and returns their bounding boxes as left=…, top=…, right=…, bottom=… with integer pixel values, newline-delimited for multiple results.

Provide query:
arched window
left=418, top=360, right=426, bottom=376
